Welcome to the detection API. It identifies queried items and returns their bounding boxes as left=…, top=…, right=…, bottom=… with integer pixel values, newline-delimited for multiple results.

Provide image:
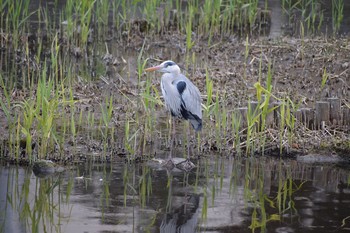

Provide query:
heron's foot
left=176, top=159, right=195, bottom=172
left=162, top=158, right=175, bottom=170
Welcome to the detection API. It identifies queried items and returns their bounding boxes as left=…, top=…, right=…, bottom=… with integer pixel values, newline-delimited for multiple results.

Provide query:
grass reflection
left=199, top=156, right=308, bottom=232
left=8, top=169, right=70, bottom=233
left=2, top=157, right=350, bottom=232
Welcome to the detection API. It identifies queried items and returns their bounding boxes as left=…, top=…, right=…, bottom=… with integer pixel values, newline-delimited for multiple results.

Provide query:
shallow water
left=1, top=156, right=350, bottom=233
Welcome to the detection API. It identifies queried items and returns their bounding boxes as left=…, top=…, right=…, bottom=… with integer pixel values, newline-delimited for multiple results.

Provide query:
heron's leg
left=183, top=172, right=189, bottom=213
left=187, top=123, right=190, bottom=160
left=176, top=121, right=195, bottom=172
left=168, top=117, right=172, bottom=158
left=164, top=117, right=175, bottom=169
left=170, top=117, right=176, bottom=159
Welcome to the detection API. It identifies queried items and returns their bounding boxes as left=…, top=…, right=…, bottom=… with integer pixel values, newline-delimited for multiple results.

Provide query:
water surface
left=1, top=156, right=350, bottom=233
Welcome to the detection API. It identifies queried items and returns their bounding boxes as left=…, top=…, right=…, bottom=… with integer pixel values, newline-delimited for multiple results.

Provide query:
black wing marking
left=180, top=100, right=189, bottom=119
left=180, top=102, right=202, bottom=131
left=170, top=109, right=176, bottom=117
left=176, top=81, right=186, bottom=95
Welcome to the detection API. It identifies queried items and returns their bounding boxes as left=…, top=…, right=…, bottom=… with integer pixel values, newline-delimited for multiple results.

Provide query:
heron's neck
left=161, top=73, right=177, bottom=85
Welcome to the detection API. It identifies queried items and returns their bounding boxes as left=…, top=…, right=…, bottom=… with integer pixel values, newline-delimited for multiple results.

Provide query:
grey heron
left=145, top=60, right=202, bottom=169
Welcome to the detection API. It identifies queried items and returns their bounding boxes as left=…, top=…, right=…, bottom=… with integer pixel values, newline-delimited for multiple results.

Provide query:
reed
left=137, top=41, right=148, bottom=85
left=201, top=180, right=208, bottom=221
left=303, top=0, right=318, bottom=34
left=245, top=100, right=259, bottom=156
left=185, top=5, right=195, bottom=51
left=321, top=67, right=328, bottom=89
left=281, top=0, right=330, bottom=35
left=63, top=0, right=75, bottom=44
left=18, top=100, right=35, bottom=162
left=0, top=95, right=16, bottom=159
left=209, top=0, right=221, bottom=44
left=96, top=0, right=110, bottom=32
left=213, top=90, right=222, bottom=152
left=231, top=111, right=242, bottom=153
left=124, top=119, right=131, bottom=156
left=0, top=57, right=83, bottom=162
left=201, top=0, right=212, bottom=36
left=332, top=0, right=344, bottom=34
left=143, top=0, right=161, bottom=32
left=247, top=0, right=259, bottom=32
left=0, top=74, right=15, bottom=137
left=257, top=61, right=274, bottom=155
left=35, top=75, right=59, bottom=158
left=100, top=96, right=114, bottom=133
left=139, top=166, right=152, bottom=208
left=204, top=68, right=213, bottom=118
left=221, top=103, right=228, bottom=147
left=165, top=173, right=173, bottom=213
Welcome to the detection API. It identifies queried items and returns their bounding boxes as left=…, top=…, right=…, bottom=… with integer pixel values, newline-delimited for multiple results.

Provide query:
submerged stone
left=175, top=159, right=196, bottom=172
left=162, top=159, right=176, bottom=170
left=149, top=157, right=196, bottom=172
left=32, top=159, right=65, bottom=178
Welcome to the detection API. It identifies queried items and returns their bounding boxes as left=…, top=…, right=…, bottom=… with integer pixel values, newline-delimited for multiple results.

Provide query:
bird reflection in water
left=160, top=172, right=200, bottom=233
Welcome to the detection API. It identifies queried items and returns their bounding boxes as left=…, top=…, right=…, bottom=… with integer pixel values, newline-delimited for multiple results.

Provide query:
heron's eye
left=165, top=61, right=175, bottom=67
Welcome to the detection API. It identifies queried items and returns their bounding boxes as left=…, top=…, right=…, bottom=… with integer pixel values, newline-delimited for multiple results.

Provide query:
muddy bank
left=0, top=19, right=349, bottom=164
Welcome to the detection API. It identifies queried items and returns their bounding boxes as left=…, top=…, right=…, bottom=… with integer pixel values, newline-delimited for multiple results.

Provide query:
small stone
left=176, top=159, right=195, bottom=172
left=342, top=62, right=349, bottom=69
left=32, top=159, right=64, bottom=178
left=162, top=159, right=175, bottom=170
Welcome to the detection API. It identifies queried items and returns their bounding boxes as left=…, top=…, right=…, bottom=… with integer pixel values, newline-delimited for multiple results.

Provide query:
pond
left=1, top=156, right=350, bottom=233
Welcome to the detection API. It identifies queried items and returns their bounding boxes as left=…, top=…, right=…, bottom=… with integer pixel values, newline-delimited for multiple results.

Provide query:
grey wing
left=178, top=76, right=202, bottom=119
left=161, top=77, right=182, bottom=116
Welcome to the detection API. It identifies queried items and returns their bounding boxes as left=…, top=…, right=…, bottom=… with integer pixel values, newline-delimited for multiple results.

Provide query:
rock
left=148, top=157, right=196, bottom=171
left=175, top=159, right=195, bottom=172
left=32, top=160, right=65, bottom=178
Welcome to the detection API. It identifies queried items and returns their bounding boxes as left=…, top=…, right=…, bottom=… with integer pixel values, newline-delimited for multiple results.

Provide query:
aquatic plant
left=139, top=166, right=152, bottom=208
left=256, top=60, right=274, bottom=155
left=303, top=0, right=323, bottom=34
left=143, top=0, right=162, bottom=32
left=204, top=68, right=214, bottom=118
left=282, top=0, right=328, bottom=35
left=332, top=0, right=344, bottom=34
left=0, top=74, right=17, bottom=156
left=100, top=95, right=114, bottom=156
left=185, top=5, right=195, bottom=51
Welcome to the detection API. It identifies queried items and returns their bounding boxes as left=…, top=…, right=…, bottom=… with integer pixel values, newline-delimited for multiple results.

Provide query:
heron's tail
left=190, top=117, right=202, bottom=132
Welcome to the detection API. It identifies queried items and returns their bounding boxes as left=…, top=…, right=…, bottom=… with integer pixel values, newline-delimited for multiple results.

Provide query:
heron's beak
left=145, top=65, right=162, bottom=72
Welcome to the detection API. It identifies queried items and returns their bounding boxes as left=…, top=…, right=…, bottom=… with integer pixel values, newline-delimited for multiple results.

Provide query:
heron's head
left=145, top=60, right=181, bottom=74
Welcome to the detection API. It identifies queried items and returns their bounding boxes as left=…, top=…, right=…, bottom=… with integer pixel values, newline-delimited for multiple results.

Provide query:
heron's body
left=161, top=72, right=202, bottom=131
left=145, top=60, right=202, bottom=169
